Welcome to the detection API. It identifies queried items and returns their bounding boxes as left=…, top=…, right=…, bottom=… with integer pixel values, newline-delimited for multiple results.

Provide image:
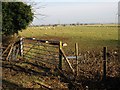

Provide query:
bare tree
left=23, top=0, right=48, bottom=26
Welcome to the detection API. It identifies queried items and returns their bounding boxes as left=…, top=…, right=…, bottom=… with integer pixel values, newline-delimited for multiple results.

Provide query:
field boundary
left=2, top=37, right=115, bottom=84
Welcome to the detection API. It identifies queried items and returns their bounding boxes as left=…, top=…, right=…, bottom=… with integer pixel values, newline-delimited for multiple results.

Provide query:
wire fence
left=62, top=45, right=119, bottom=81
left=2, top=37, right=119, bottom=83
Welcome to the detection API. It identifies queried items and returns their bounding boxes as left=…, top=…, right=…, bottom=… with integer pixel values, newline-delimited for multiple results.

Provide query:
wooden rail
left=60, top=48, right=75, bottom=74
left=2, top=43, right=12, bottom=56
left=35, top=80, right=52, bottom=90
left=24, top=37, right=67, bottom=46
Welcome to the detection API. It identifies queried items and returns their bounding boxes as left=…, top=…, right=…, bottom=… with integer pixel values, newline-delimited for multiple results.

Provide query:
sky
left=25, top=0, right=119, bottom=25
left=23, top=0, right=119, bottom=2
left=118, top=2, right=120, bottom=24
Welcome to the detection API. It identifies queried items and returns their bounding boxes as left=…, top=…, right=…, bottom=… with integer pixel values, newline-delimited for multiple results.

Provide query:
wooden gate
left=22, top=38, right=60, bottom=67
left=21, top=37, right=74, bottom=73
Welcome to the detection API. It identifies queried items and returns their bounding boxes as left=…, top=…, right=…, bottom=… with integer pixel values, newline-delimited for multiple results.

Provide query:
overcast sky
left=24, top=0, right=119, bottom=25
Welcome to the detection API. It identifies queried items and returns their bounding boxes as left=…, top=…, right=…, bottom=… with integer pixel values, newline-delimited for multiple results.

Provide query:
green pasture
left=19, top=25, right=118, bottom=51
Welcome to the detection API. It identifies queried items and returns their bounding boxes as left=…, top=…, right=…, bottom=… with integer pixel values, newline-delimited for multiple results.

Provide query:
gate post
left=102, top=47, right=107, bottom=81
left=19, top=37, right=23, bottom=57
left=59, top=41, right=62, bottom=70
left=75, top=43, right=79, bottom=77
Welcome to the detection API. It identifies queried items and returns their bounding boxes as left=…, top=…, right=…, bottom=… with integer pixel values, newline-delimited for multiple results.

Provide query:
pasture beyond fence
left=2, top=37, right=119, bottom=82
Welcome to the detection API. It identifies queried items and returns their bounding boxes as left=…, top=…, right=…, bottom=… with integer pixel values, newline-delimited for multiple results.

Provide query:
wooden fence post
left=102, top=47, right=107, bottom=81
left=6, top=44, right=14, bottom=61
left=75, top=43, right=79, bottom=77
left=19, top=38, right=23, bottom=57
left=59, top=41, right=62, bottom=70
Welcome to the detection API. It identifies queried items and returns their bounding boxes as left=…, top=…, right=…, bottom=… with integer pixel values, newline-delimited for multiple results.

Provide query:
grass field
left=3, top=25, right=119, bottom=89
left=19, top=25, right=118, bottom=51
